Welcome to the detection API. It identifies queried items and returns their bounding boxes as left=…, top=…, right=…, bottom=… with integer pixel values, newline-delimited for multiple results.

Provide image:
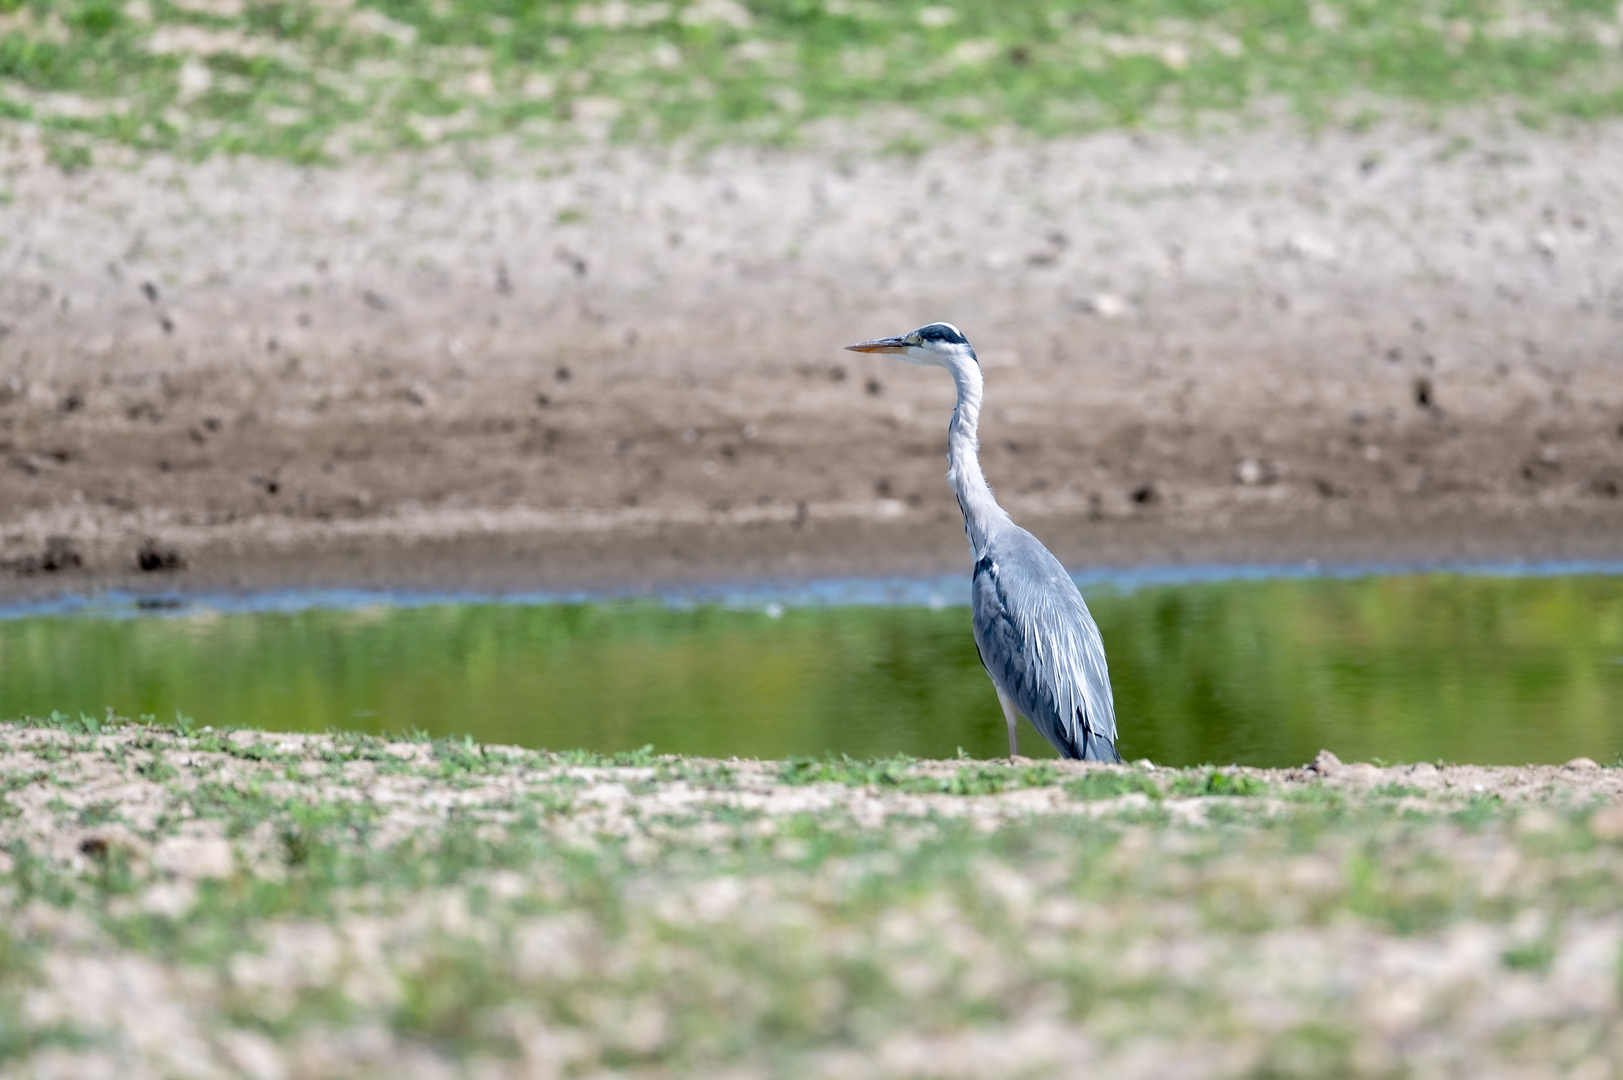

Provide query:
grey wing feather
left=971, top=528, right=1119, bottom=762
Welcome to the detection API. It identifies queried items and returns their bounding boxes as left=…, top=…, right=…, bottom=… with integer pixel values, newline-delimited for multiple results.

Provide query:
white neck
left=941, top=352, right=1010, bottom=556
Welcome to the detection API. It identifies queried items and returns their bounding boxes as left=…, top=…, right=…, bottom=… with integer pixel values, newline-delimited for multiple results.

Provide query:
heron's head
left=844, top=322, right=977, bottom=369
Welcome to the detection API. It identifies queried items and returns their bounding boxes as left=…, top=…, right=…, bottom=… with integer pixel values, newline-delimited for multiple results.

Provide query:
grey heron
left=846, top=323, right=1121, bottom=763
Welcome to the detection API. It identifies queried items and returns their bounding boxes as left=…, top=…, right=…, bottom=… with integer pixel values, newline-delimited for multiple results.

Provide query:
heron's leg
left=995, top=686, right=1021, bottom=761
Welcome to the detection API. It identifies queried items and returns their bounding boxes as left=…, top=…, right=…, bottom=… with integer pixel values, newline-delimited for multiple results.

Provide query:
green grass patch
left=1168, top=769, right=1269, bottom=798
left=1, top=0, right=1620, bottom=163
left=1065, top=770, right=1161, bottom=801
left=1500, top=934, right=1558, bottom=972
left=777, top=754, right=1061, bottom=794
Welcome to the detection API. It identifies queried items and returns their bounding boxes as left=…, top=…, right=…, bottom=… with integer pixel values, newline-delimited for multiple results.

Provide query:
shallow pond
left=3, top=570, right=1622, bottom=767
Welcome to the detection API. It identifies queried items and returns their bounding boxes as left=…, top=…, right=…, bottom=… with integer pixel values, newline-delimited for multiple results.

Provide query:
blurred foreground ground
left=2, top=717, right=1622, bottom=1079
left=3, top=115, right=1623, bottom=597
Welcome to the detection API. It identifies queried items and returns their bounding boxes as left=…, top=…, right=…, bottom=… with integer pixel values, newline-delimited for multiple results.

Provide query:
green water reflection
left=3, top=574, right=1622, bottom=767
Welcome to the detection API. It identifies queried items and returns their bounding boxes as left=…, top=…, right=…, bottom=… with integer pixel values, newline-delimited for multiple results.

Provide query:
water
left=2, top=571, right=1621, bottom=767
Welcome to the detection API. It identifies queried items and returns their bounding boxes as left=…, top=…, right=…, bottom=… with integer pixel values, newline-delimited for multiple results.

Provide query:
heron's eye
left=907, top=335, right=922, bottom=345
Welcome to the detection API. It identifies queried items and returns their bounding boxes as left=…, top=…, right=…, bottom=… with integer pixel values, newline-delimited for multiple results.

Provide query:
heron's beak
left=844, top=335, right=909, bottom=354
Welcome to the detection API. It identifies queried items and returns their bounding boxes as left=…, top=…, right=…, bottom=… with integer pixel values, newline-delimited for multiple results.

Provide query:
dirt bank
left=3, top=117, right=1623, bottom=600
left=3, top=717, right=1622, bottom=1079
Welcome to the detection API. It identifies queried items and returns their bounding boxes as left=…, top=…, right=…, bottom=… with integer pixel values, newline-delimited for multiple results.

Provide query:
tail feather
left=1072, top=713, right=1123, bottom=764
left=1080, top=728, right=1122, bottom=763
left=1045, top=706, right=1124, bottom=763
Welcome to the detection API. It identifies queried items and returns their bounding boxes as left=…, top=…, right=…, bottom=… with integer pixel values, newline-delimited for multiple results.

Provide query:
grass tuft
left=778, top=754, right=1061, bottom=794
left=1065, top=770, right=1162, bottom=801
left=1168, top=769, right=1269, bottom=798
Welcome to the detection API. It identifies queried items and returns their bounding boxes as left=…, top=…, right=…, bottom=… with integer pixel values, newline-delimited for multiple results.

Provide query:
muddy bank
left=3, top=118, right=1623, bottom=599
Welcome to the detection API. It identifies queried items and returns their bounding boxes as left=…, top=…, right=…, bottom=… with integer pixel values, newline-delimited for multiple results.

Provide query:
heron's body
left=846, top=322, right=1121, bottom=763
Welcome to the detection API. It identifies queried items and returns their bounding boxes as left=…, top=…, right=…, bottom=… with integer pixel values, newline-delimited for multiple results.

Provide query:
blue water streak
left=3, top=556, right=1623, bottom=621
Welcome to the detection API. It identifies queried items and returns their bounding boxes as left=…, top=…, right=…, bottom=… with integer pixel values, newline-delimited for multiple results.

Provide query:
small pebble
left=1309, top=749, right=1342, bottom=776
